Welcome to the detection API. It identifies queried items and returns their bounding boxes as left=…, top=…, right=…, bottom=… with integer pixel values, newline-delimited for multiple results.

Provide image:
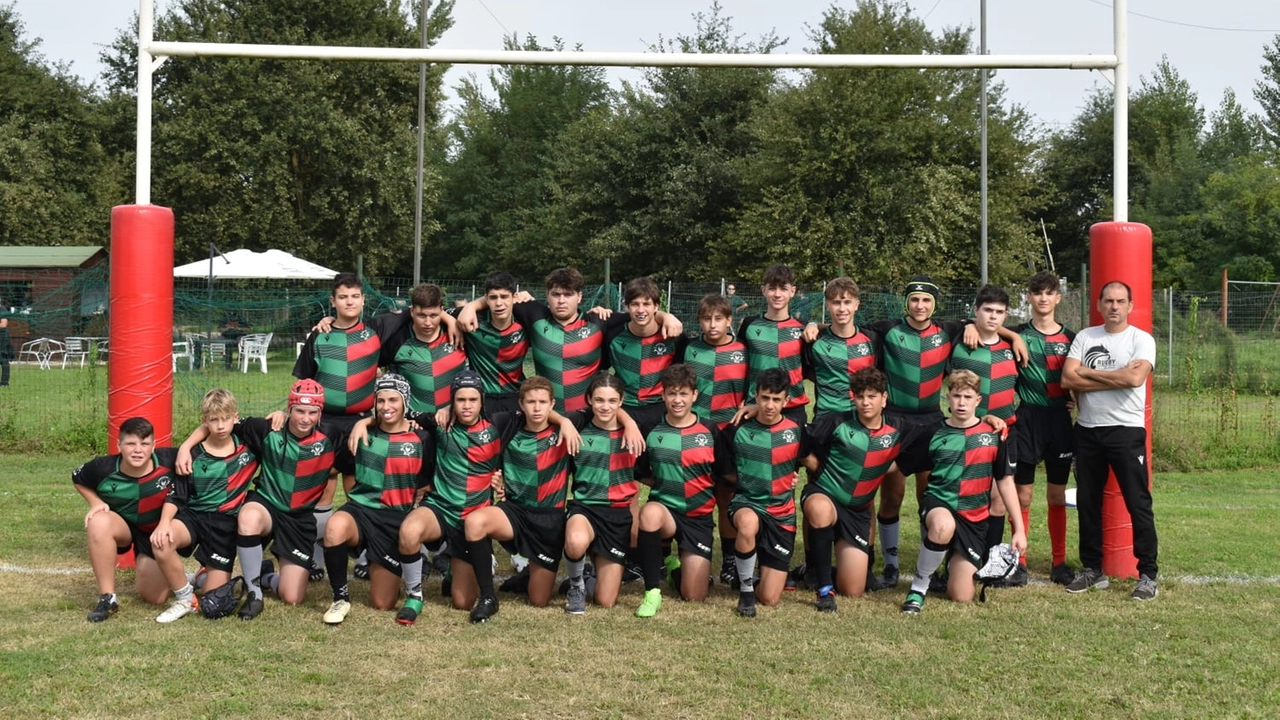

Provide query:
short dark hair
left=660, top=364, right=698, bottom=394
left=849, top=367, right=888, bottom=396
left=484, top=271, right=517, bottom=294
left=118, top=417, right=155, bottom=442
left=1100, top=280, right=1132, bottom=301
left=761, top=264, right=795, bottom=288
left=755, top=368, right=790, bottom=396
left=410, top=283, right=444, bottom=309
left=624, top=277, right=661, bottom=305
left=1027, top=271, right=1060, bottom=294
left=697, top=293, right=731, bottom=320
left=331, top=272, right=362, bottom=295
left=975, top=284, right=1009, bottom=309
left=587, top=372, right=626, bottom=399
left=545, top=267, right=585, bottom=294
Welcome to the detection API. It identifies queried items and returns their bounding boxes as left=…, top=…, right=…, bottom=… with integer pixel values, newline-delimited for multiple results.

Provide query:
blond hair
left=200, top=388, right=238, bottom=420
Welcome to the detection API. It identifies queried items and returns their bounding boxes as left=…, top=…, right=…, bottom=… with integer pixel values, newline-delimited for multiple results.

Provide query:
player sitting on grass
left=73, top=417, right=180, bottom=622
left=464, top=377, right=583, bottom=624
left=151, top=389, right=257, bottom=623
left=634, top=364, right=731, bottom=618
left=721, top=368, right=803, bottom=617
left=900, top=370, right=1026, bottom=614
left=321, top=374, right=435, bottom=625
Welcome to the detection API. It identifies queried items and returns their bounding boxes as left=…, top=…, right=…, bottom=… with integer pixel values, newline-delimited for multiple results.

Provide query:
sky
left=9, top=0, right=1280, bottom=129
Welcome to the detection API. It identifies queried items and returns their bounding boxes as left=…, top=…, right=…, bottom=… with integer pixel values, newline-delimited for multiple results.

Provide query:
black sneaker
left=1131, top=574, right=1158, bottom=601
left=87, top=594, right=118, bottom=622
left=864, top=567, right=885, bottom=592
left=881, top=564, right=900, bottom=588
left=430, top=551, right=452, bottom=578
left=353, top=562, right=370, bottom=580
left=1066, top=567, right=1109, bottom=594
left=815, top=588, right=837, bottom=613
left=469, top=595, right=499, bottom=624
left=1050, top=563, right=1076, bottom=586
left=719, top=558, right=739, bottom=588
left=786, top=563, right=808, bottom=591
left=736, top=590, right=757, bottom=618
left=309, top=565, right=326, bottom=582
left=928, top=570, right=948, bottom=594
left=1005, top=564, right=1028, bottom=587
left=238, top=596, right=265, bottom=621
left=499, top=566, right=530, bottom=594
left=622, top=559, right=644, bottom=583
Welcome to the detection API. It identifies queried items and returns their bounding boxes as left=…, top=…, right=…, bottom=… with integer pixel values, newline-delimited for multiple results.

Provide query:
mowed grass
left=2, top=455, right=1279, bottom=718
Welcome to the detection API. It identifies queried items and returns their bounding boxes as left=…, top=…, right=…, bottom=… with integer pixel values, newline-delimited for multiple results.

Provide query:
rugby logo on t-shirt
left=1083, top=344, right=1114, bottom=370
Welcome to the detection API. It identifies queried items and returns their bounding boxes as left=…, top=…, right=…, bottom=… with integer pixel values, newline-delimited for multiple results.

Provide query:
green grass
left=2, top=457, right=1278, bottom=718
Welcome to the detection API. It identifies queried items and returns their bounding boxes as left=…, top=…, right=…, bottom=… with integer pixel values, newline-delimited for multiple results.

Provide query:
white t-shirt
left=1067, top=324, right=1156, bottom=428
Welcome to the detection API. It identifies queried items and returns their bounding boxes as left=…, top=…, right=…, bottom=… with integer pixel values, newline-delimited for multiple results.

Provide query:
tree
left=1255, top=35, right=1280, bottom=150
left=0, top=5, right=115, bottom=247
left=99, top=0, right=455, bottom=276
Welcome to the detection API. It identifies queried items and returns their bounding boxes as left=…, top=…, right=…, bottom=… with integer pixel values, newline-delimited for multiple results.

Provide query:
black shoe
left=737, top=590, right=757, bottom=618
left=1050, top=563, right=1076, bottom=586
left=928, top=570, right=948, bottom=594
left=238, top=596, right=265, bottom=621
left=499, top=566, right=530, bottom=594
left=864, top=567, right=885, bottom=592
left=430, top=552, right=451, bottom=578
left=440, top=570, right=453, bottom=598
left=720, top=558, right=739, bottom=588
left=469, top=595, right=499, bottom=624
left=309, top=565, right=325, bottom=582
left=87, top=594, right=118, bottom=622
left=1005, top=564, right=1028, bottom=587
left=353, top=562, right=370, bottom=580
left=622, top=559, right=644, bottom=583
left=815, top=588, right=837, bottom=613
left=881, top=564, right=900, bottom=588
left=786, top=563, right=808, bottom=591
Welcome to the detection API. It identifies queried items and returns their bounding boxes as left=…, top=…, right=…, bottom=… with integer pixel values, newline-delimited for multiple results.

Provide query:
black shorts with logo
left=566, top=501, right=632, bottom=565
left=338, top=502, right=409, bottom=573
left=801, top=484, right=873, bottom=555
left=497, top=503, right=566, bottom=572
left=919, top=495, right=988, bottom=568
left=174, top=507, right=238, bottom=572
left=727, top=504, right=796, bottom=571
left=669, top=510, right=715, bottom=560
left=1014, top=404, right=1074, bottom=484
left=246, top=493, right=316, bottom=569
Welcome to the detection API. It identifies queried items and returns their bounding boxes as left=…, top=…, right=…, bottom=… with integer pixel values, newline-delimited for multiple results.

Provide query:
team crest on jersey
left=787, top=328, right=802, bottom=341
left=309, top=443, right=326, bottom=457
left=356, top=329, right=372, bottom=342
left=977, top=434, right=994, bottom=446
left=730, top=351, right=745, bottom=364
left=653, top=343, right=668, bottom=356
left=548, top=431, right=558, bottom=446
left=875, top=435, right=894, bottom=448
left=572, top=327, right=592, bottom=341
left=476, top=429, right=493, bottom=444
left=929, top=335, right=943, bottom=348
left=509, top=331, right=523, bottom=344
left=855, top=344, right=870, bottom=356
left=156, top=475, right=172, bottom=490
left=441, top=342, right=455, bottom=353
left=694, top=434, right=709, bottom=447
left=234, top=453, right=252, bottom=468
left=782, top=429, right=797, bottom=444
left=1047, top=342, right=1070, bottom=355
left=1001, top=349, right=1014, bottom=361
left=398, top=442, right=417, bottom=456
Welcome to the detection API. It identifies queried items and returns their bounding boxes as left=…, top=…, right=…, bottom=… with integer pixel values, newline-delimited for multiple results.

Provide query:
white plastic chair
left=63, top=337, right=90, bottom=368
left=19, top=338, right=63, bottom=370
left=239, top=332, right=272, bottom=373
left=172, top=341, right=195, bottom=371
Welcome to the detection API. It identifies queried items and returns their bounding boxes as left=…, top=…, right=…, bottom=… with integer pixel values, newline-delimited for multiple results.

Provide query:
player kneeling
left=901, top=370, right=1026, bottom=614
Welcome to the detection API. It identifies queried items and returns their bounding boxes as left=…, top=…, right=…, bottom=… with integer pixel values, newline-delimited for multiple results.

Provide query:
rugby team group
left=73, top=263, right=1161, bottom=626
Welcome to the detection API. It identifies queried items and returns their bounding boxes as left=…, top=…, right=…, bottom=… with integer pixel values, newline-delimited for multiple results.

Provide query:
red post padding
left=1088, top=221, right=1153, bottom=580
left=109, top=205, right=174, bottom=569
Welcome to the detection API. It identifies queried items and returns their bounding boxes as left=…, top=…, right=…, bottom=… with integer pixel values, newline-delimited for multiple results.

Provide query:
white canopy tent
left=173, top=248, right=337, bottom=280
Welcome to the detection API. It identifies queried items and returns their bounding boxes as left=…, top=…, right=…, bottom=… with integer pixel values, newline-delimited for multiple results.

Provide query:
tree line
left=2, top=0, right=1280, bottom=288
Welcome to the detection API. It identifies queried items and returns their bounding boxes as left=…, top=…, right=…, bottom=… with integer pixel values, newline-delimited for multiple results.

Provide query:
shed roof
left=0, top=246, right=107, bottom=268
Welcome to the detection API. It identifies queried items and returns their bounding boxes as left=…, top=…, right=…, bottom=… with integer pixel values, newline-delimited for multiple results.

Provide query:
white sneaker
left=323, top=599, right=352, bottom=625
left=156, top=597, right=198, bottom=623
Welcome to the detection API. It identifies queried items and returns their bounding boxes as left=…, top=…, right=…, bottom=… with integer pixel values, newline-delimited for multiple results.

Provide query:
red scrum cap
left=288, top=379, right=325, bottom=409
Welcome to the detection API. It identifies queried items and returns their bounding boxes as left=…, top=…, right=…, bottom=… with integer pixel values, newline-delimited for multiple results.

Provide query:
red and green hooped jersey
left=293, top=315, right=402, bottom=415
left=681, top=337, right=749, bottom=430
left=502, top=424, right=572, bottom=510
left=1012, top=322, right=1076, bottom=407
left=638, top=416, right=729, bottom=518
left=605, top=325, right=686, bottom=407
left=921, top=421, right=1011, bottom=523
left=805, top=412, right=906, bottom=509
left=171, top=436, right=258, bottom=515
left=804, top=326, right=880, bottom=416
left=337, top=427, right=434, bottom=513
left=422, top=413, right=520, bottom=527
left=724, top=417, right=802, bottom=530
left=389, top=332, right=469, bottom=415
left=455, top=308, right=529, bottom=395
left=238, top=418, right=340, bottom=514
left=514, top=302, right=617, bottom=413
left=72, top=448, right=181, bottom=532
left=950, top=338, right=1019, bottom=422
left=738, top=315, right=810, bottom=410
left=872, top=318, right=965, bottom=414
left=569, top=420, right=637, bottom=508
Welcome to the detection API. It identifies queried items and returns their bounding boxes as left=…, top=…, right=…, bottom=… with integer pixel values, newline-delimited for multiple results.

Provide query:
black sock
left=639, top=530, right=663, bottom=591
left=985, top=515, right=1005, bottom=555
left=324, top=545, right=350, bottom=601
left=808, top=524, right=836, bottom=589
left=720, top=536, right=733, bottom=565
left=468, top=538, right=495, bottom=598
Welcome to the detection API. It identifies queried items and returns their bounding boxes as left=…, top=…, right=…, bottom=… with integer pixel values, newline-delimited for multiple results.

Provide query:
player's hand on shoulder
left=980, top=414, right=1008, bottom=439
left=589, top=306, right=612, bottom=320
left=456, top=305, right=479, bottom=332
left=347, top=419, right=372, bottom=454
left=435, top=406, right=453, bottom=431
left=513, top=291, right=534, bottom=303
left=1012, top=335, right=1030, bottom=367
left=622, top=425, right=646, bottom=457
left=961, top=322, right=981, bottom=349
left=802, top=322, right=820, bottom=343
left=265, top=410, right=286, bottom=431
left=557, top=422, right=582, bottom=455
left=731, top=404, right=759, bottom=426
left=314, top=316, right=335, bottom=334
left=660, top=313, right=683, bottom=339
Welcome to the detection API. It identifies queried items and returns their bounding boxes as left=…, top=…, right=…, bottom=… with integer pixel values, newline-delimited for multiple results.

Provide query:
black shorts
left=174, top=508, right=238, bottom=572
left=727, top=505, right=796, bottom=571
left=919, top=495, right=988, bottom=568
left=120, top=521, right=155, bottom=559
left=247, top=493, right=317, bottom=568
left=1014, top=404, right=1074, bottom=484
left=801, top=484, right=872, bottom=555
left=423, top=504, right=468, bottom=562
left=484, top=393, right=520, bottom=416
left=891, top=408, right=945, bottom=476
left=338, top=502, right=408, bottom=573
left=668, top=510, right=715, bottom=560
left=497, top=504, right=566, bottom=571
left=566, top=501, right=633, bottom=565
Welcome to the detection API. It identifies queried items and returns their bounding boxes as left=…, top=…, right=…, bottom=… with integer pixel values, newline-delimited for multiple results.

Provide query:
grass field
left=2, top=456, right=1278, bottom=718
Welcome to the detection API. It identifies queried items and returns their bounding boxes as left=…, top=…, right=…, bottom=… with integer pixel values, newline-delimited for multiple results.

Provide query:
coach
left=1060, top=280, right=1159, bottom=601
